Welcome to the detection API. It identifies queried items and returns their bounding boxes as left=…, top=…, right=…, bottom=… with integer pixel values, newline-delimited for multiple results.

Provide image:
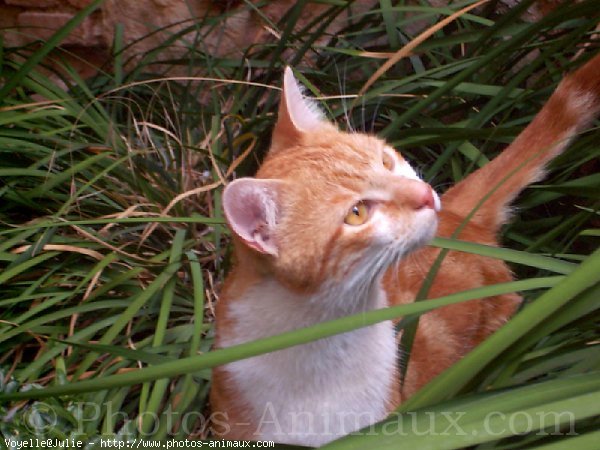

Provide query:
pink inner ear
left=282, top=67, right=325, bottom=133
left=222, top=178, right=281, bottom=256
left=227, top=190, right=263, bottom=236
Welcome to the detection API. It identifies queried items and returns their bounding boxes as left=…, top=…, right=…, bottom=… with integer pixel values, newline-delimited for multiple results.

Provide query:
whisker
left=361, top=95, right=366, bottom=133
left=335, top=61, right=354, bottom=133
left=371, top=97, right=384, bottom=133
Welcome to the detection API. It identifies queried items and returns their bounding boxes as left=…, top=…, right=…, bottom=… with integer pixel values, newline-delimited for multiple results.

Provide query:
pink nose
left=389, top=179, right=438, bottom=211
left=415, top=185, right=435, bottom=210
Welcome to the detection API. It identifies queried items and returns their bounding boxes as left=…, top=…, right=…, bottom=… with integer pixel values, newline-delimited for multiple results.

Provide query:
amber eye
left=382, top=151, right=395, bottom=171
left=344, top=201, right=369, bottom=226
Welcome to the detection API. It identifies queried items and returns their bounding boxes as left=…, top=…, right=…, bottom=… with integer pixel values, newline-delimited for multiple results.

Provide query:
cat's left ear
left=222, top=178, right=284, bottom=256
left=271, top=67, right=328, bottom=150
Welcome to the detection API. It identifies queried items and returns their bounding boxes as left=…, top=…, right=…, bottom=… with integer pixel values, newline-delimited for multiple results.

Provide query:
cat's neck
left=224, top=246, right=390, bottom=334
left=219, top=264, right=397, bottom=446
left=228, top=274, right=386, bottom=333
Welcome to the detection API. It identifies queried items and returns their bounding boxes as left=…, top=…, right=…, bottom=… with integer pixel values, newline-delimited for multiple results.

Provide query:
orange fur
left=398, top=53, right=600, bottom=395
left=211, top=54, right=600, bottom=445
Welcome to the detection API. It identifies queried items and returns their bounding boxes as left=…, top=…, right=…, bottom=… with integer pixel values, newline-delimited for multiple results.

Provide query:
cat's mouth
left=412, top=186, right=440, bottom=246
left=411, top=217, right=438, bottom=251
left=401, top=206, right=439, bottom=255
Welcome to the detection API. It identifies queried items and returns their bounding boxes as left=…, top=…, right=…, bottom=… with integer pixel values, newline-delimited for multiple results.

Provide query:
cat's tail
left=441, top=52, right=600, bottom=232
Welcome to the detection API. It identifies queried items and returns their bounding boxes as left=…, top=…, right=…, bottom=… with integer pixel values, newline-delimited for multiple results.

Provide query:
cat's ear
left=222, top=178, right=284, bottom=256
left=271, top=67, right=327, bottom=150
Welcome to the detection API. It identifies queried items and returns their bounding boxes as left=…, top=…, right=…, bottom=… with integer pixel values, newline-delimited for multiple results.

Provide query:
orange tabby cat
left=210, top=53, right=600, bottom=446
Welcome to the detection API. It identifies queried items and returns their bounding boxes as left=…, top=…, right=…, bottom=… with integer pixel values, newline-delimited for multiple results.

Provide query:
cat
left=210, top=53, right=600, bottom=447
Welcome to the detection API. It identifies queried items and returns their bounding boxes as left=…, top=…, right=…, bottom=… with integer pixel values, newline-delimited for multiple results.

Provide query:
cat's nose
left=413, top=184, right=436, bottom=211
left=389, top=178, right=440, bottom=211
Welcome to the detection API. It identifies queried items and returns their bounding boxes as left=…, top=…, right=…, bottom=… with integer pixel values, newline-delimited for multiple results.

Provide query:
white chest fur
left=219, top=279, right=398, bottom=447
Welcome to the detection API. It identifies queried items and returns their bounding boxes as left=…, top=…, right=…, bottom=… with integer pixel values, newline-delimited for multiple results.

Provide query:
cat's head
left=223, top=68, right=439, bottom=292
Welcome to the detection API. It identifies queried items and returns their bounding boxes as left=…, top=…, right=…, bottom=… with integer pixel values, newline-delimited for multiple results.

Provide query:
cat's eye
left=382, top=151, right=395, bottom=171
left=344, top=201, right=369, bottom=226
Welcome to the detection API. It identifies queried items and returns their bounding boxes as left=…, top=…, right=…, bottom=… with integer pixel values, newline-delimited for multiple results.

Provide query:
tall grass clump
left=0, top=0, right=598, bottom=448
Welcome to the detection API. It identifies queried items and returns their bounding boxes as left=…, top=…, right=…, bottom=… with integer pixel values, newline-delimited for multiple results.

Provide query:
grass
left=0, top=0, right=599, bottom=448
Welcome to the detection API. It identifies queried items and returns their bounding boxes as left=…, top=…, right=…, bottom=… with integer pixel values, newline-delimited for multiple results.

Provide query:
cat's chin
left=405, top=210, right=438, bottom=254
